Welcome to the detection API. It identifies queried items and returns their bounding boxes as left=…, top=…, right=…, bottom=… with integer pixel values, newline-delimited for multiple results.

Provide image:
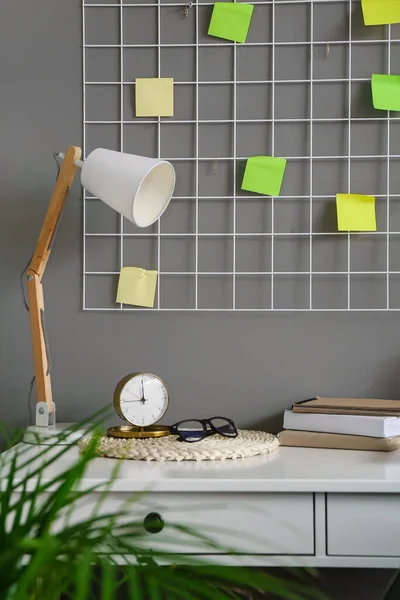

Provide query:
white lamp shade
left=80, top=148, right=175, bottom=227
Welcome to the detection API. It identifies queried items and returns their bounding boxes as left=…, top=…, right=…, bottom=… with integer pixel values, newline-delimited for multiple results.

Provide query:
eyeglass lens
left=176, top=420, right=205, bottom=442
left=210, top=417, right=237, bottom=436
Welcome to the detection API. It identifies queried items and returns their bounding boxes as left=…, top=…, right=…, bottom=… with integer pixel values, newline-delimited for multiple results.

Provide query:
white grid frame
left=82, top=0, right=400, bottom=311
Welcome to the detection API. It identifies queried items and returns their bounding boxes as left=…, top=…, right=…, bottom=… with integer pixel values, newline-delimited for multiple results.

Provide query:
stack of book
left=279, top=397, right=400, bottom=452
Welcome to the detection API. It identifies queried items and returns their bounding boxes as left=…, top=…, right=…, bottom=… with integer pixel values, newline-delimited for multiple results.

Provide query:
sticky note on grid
left=371, top=74, right=400, bottom=111
left=241, top=156, right=287, bottom=196
left=336, top=194, right=377, bottom=232
left=361, top=0, right=400, bottom=25
left=116, top=267, right=158, bottom=307
left=135, top=78, right=174, bottom=117
left=208, top=3, right=254, bottom=43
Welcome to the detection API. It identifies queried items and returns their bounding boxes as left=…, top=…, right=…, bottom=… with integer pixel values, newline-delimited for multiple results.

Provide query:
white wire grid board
left=83, top=0, right=400, bottom=312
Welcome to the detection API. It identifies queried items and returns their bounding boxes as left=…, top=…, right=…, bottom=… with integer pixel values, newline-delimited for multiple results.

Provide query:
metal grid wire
left=82, top=0, right=400, bottom=311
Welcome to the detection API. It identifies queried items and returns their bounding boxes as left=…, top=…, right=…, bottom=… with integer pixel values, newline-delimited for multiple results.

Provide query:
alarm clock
left=107, top=373, right=170, bottom=439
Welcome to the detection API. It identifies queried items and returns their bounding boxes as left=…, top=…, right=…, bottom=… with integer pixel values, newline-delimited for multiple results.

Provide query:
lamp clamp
left=35, top=401, right=56, bottom=428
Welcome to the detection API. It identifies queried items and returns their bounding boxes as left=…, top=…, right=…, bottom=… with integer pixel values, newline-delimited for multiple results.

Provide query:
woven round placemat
left=80, top=430, right=279, bottom=462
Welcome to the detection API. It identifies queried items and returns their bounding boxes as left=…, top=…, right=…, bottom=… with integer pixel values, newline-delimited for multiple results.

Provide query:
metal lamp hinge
left=35, top=401, right=56, bottom=428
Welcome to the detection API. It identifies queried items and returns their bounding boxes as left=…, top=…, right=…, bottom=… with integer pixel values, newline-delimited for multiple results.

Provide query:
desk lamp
left=23, top=146, right=175, bottom=444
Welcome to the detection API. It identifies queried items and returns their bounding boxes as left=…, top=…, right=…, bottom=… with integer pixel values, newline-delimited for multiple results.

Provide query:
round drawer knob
left=144, top=512, right=164, bottom=534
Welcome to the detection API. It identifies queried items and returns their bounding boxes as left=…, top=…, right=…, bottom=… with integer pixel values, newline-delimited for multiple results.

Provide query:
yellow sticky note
left=116, top=267, right=158, bottom=307
left=135, top=78, right=174, bottom=117
left=361, top=0, right=400, bottom=25
left=336, top=194, right=377, bottom=231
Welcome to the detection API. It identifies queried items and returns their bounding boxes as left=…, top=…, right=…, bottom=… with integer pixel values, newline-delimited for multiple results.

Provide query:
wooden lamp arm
left=26, top=146, right=82, bottom=415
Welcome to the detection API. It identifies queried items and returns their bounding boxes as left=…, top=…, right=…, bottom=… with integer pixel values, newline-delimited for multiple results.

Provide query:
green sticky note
left=208, top=2, right=254, bottom=43
left=362, top=0, right=400, bottom=25
left=336, top=194, right=377, bottom=232
left=372, top=74, right=400, bottom=111
left=241, top=156, right=287, bottom=197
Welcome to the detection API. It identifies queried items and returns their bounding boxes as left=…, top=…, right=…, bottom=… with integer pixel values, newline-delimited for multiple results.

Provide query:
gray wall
left=0, top=1, right=397, bottom=598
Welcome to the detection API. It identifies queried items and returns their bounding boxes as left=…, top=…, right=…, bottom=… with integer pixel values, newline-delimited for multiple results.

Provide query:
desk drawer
left=327, top=494, right=400, bottom=557
left=99, top=492, right=315, bottom=555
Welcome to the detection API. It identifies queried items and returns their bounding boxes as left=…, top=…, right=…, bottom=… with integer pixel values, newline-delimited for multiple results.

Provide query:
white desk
left=3, top=443, right=400, bottom=568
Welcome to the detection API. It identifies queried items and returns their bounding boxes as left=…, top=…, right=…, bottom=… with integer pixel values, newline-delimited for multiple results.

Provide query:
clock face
left=116, top=373, right=169, bottom=427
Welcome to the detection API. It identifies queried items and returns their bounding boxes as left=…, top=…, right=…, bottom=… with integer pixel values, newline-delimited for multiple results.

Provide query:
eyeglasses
left=170, top=417, right=238, bottom=443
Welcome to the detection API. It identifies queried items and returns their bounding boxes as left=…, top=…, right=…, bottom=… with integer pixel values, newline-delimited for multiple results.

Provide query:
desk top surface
left=2, top=442, right=400, bottom=493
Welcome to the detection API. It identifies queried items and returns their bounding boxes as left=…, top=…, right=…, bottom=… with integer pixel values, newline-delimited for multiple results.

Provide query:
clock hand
left=140, top=378, right=146, bottom=403
left=122, top=399, right=143, bottom=403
